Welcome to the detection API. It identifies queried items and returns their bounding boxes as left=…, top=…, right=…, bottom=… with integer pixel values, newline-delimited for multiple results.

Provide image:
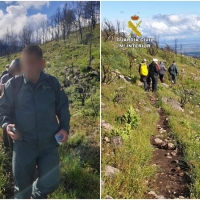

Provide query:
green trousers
left=12, top=140, right=60, bottom=199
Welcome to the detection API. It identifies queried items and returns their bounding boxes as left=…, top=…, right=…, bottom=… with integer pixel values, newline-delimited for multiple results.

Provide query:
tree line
left=0, top=1, right=100, bottom=58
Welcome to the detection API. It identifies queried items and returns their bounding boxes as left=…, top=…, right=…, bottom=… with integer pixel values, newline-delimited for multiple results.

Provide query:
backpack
left=156, top=64, right=160, bottom=71
left=140, top=63, right=148, bottom=76
left=10, top=74, right=56, bottom=98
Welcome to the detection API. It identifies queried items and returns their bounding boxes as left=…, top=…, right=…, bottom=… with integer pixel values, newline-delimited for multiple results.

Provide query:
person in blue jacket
left=0, top=45, right=70, bottom=199
left=159, top=61, right=167, bottom=83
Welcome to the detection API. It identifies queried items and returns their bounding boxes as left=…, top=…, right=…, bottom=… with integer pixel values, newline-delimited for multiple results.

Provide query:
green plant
left=121, top=106, right=140, bottom=129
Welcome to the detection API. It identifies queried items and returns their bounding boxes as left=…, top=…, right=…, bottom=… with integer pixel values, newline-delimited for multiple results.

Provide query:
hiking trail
left=146, top=93, right=192, bottom=199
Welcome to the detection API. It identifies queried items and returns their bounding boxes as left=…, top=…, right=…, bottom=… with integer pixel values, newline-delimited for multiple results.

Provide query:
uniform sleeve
left=176, top=66, right=179, bottom=74
left=0, top=79, right=15, bottom=129
left=53, top=77, right=70, bottom=134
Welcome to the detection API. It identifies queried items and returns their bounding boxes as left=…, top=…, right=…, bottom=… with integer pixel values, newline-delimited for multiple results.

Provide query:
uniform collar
left=23, top=71, right=47, bottom=84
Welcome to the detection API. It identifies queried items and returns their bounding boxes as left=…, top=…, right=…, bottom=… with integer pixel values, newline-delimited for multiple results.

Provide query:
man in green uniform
left=168, top=61, right=179, bottom=84
left=0, top=45, right=70, bottom=198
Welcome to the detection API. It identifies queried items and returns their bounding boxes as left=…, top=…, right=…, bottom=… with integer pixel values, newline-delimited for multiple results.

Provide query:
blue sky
left=101, top=1, right=200, bottom=19
left=0, top=1, right=65, bottom=18
left=101, top=1, right=200, bottom=53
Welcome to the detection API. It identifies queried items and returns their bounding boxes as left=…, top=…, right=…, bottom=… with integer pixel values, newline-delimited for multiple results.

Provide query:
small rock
left=104, top=137, right=110, bottom=143
left=178, top=172, right=185, bottom=177
left=161, top=83, right=169, bottom=88
left=171, top=149, right=178, bottom=157
left=162, top=96, right=168, bottom=103
left=144, top=180, right=149, bottom=185
left=135, top=108, right=140, bottom=113
left=148, top=191, right=157, bottom=197
left=118, top=74, right=130, bottom=83
left=101, top=120, right=113, bottom=131
left=117, top=86, right=124, bottom=91
left=105, top=195, right=113, bottom=199
left=168, top=98, right=184, bottom=112
left=166, top=155, right=173, bottom=159
left=162, top=97, right=184, bottom=112
left=157, top=125, right=162, bottom=129
left=168, top=143, right=176, bottom=150
left=105, top=165, right=120, bottom=177
left=179, top=196, right=185, bottom=199
left=111, top=136, right=124, bottom=147
left=175, top=166, right=181, bottom=171
left=144, top=107, right=152, bottom=113
left=189, top=111, right=194, bottom=115
left=154, top=138, right=163, bottom=145
left=159, top=129, right=167, bottom=134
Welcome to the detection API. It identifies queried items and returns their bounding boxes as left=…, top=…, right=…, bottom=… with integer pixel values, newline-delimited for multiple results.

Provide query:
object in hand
left=9, top=126, right=16, bottom=134
left=55, top=133, right=63, bottom=145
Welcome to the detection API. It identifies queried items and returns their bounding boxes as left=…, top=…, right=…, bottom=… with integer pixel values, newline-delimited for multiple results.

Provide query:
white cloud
left=0, top=2, right=48, bottom=39
left=136, top=14, right=200, bottom=40
left=17, top=1, right=49, bottom=10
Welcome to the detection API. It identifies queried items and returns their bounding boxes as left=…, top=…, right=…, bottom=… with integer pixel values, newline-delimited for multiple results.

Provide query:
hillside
left=101, top=39, right=200, bottom=199
left=0, top=24, right=100, bottom=199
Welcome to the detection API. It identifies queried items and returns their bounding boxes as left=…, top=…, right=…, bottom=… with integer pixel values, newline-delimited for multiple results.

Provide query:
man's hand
left=57, top=129, right=68, bottom=143
left=6, top=124, right=21, bottom=140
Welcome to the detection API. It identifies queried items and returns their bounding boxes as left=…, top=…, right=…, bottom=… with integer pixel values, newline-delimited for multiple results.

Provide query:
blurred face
left=21, top=52, right=45, bottom=81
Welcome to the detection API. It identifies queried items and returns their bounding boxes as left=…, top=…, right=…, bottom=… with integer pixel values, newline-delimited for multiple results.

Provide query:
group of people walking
left=139, top=58, right=179, bottom=92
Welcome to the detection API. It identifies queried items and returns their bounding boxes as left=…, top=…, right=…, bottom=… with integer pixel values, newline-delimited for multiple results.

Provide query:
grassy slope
left=0, top=24, right=100, bottom=199
left=101, top=39, right=200, bottom=198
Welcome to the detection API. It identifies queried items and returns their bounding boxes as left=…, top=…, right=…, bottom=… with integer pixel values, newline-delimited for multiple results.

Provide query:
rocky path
left=147, top=94, right=191, bottom=199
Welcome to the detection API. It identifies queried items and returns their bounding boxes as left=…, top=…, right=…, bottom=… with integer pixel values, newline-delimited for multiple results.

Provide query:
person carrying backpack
left=168, top=61, right=179, bottom=84
left=0, top=59, right=21, bottom=151
left=147, top=58, right=160, bottom=92
left=0, top=45, right=70, bottom=199
left=138, top=58, right=148, bottom=91
left=0, top=64, right=10, bottom=79
left=159, top=61, right=167, bottom=83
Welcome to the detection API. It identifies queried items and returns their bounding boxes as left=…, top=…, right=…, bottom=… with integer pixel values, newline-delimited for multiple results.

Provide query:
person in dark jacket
left=168, top=61, right=179, bottom=84
left=0, top=64, right=9, bottom=79
left=147, top=58, right=159, bottom=92
left=159, top=61, right=167, bottom=83
left=0, top=59, right=21, bottom=150
left=0, top=59, right=21, bottom=84
left=0, top=45, right=70, bottom=199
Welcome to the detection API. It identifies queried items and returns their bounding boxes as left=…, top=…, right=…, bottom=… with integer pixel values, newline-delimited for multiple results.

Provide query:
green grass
left=0, top=24, right=100, bottom=199
left=102, top=80, right=159, bottom=198
left=101, top=38, right=200, bottom=198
